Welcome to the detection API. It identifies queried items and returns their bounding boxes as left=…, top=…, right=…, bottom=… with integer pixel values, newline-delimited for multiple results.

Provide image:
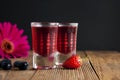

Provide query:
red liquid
left=57, top=26, right=77, bottom=54
left=31, top=27, right=58, bottom=57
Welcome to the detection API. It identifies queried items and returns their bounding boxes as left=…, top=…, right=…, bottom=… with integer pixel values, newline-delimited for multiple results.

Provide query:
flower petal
left=0, top=22, right=30, bottom=58
left=11, top=29, right=24, bottom=41
left=6, top=22, right=12, bottom=37
left=0, top=23, right=3, bottom=40
left=0, top=48, right=4, bottom=58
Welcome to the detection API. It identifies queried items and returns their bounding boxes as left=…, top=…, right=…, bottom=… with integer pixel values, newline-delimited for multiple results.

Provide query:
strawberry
left=62, top=55, right=82, bottom=69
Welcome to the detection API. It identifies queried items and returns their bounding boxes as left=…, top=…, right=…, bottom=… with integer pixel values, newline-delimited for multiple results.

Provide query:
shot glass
left=55, top=23, right=78, bottom=66
left=31, top=22, right=58, bottom=69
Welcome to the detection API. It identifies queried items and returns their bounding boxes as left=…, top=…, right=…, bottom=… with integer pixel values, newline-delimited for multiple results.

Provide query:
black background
left=0, top=0, right=120, bottom=51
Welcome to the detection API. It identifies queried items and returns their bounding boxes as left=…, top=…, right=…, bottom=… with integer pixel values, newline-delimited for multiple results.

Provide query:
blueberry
left=0, top=59, right=12, bottom=70
left=14, top=61, right=21, bottom=67
left=19, top=62, right=28, bottom=70
left=14, top=61, right=28, bottom=70
left=1, top=59, right=11, bottom=63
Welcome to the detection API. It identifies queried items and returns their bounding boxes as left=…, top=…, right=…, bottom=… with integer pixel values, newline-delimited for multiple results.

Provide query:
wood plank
left=31, top=51, right=99, bottom=80
left=0, top=70, right=9, bottom=80
left=0, top=59, right=10, bottom=80
left=0, top=51, right=99, bottom=80
left=81, top=59, right=99, bottom=80
left=31, top=69, right=84, bottom=80
left=5, top=70, right=35, bottom=80
left=86, top=51, right=120, bottom=80
left=79, top=51, right=99, bottom=80
left=4, top=51, right=36, bottom=80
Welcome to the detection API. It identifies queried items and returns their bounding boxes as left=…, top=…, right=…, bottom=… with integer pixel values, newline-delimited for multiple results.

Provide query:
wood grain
left=0, top=51, right=100, bottom=80
left=5, top=70, right=35, bottom=80
left=31, top=69, right=84, bottom=80
left=0, top=70, right=9, bottom=80
left=86, top=51, right=120, bottom=80
left=0, top=59, right=10, bottom=80
left=4, top=51, right=36, bottom=80
left=30, top=51, right=99, bottom=80
left=81, top=60, right=99, bottom=80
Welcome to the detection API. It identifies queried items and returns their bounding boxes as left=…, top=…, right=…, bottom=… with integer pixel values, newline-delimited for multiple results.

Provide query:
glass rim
left=59, top=23, right=78, bottom=27
left=31, top=22, right=59, bottom=27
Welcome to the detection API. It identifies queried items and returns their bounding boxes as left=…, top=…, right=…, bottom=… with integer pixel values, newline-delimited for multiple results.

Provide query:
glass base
left=33, top=52, right=57, bottom=69
left=55, top=52, right=76, bottom=66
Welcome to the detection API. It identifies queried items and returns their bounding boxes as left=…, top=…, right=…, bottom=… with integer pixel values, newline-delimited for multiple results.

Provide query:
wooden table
left=0, top=51, right=120, bottom=80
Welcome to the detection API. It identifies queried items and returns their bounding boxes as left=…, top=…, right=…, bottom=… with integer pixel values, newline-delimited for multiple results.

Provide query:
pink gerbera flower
left=0, top=22, right=30, bottom=58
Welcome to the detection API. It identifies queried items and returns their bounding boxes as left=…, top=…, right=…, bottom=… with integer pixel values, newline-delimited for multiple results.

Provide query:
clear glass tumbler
left=31, top=22, right=58, bottom=69
left=56, top=23, right=78, bottom=66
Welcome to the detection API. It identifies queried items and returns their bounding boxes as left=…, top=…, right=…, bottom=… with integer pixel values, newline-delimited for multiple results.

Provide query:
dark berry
left=0, top=59, right=12, bottom=70
left=19, top=62, right=28, bottom=70
left=1, top=59, right=11, bottom=63
left=14, top=61, right=28, bottom=70
left=14, top=61, right=21, bottom=67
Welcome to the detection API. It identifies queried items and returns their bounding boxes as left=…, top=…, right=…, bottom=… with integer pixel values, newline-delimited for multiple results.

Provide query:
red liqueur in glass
left=57, top=26, right=77, bottom=54
left=31, top=22, right=58, bottom=69
left=32, top=27, right=57, bottom=57
left=56, top=23, right=78, bottom=66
